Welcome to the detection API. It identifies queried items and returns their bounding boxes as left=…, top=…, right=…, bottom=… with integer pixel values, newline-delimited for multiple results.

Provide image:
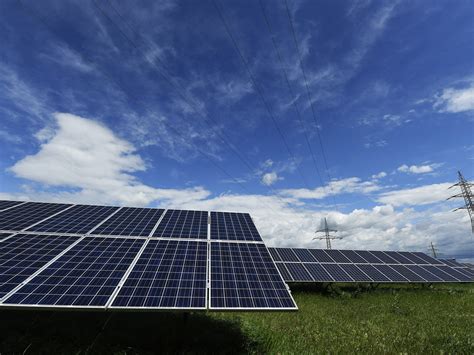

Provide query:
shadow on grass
left=0, top=310, right=264, bottom=354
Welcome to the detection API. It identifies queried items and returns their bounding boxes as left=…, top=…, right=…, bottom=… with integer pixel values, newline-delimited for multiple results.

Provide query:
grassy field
left=0, top=283, right=472, bottom=354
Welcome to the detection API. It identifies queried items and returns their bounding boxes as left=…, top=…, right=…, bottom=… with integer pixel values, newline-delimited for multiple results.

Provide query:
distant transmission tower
left=428, top=241, right=439, bottom=258
left=313, top=217, right=342, bottom=249
left=447, top=170, right=474, bottom=233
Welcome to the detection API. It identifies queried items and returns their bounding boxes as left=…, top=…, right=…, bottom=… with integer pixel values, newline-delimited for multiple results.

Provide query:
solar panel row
left=270, top=248, right=474, bottom=283
left=0, top=201, right=263, bottom=242
left=268, top=247, right=442, bottom=265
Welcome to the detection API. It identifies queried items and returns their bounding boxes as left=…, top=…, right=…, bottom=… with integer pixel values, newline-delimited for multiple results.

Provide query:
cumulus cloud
left=377, top=182, right=453, bottom=206
left=8, top=113, right=210, bottom=206
left=397, top=163, right=439, bottom=174
left=261, top=172, right=281, bottom=186
left=371, top=171, right=387, bottom=179
left=280, top=177, right=381, bottom=200
left=434, top=84, right=474, bottom=113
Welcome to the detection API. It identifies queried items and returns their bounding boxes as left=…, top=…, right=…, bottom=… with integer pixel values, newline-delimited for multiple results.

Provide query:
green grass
left=0, top=283, right=473, bottom=354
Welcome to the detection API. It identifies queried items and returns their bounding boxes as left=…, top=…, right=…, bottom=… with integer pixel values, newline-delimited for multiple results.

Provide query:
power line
left=258, top=0, right=325, bottom=190
left=448, top=170, right=474, bottom=233
left=93, top=0, right=292, bottom=207
left=16, top=0, right=287, bottom=215
left=283, top=0, right=339, bottom=210
left=212, top=0, right=312, bottom=190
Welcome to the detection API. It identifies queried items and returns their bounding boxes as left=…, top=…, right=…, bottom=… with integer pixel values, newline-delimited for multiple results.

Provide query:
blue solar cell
left=339, top=264, right=372, bottom=282
left=304, top=263, right=333, bottom=282
left=0, top=200, right=25, bottom=211
left=0, top=234, right=79, bottom=299
left=439, top=259, right=461, bottom=267
left=275, top=248, right=299, bottom=262
left=339, top=250, right=368, bottom=263
left=308, top=249, right=334, bottom=262
left=435, top=266, right=471, bottom=282
left=389, top=265, right=426, bottom=282
left=5, top=237, right=144, bottom=307
left=267, top=248, right=282, bottom=262
left=321, top=264, right=353, bottom=282
left=324, top=250, right=351, bottom=263
left=0, top=233, right=12, bottom=242
left=356, top=264, right=391, bottom=282
left=91, top=207, right=164, bottom=237
left=411, top=252, right=442, bottom=265
left=372, top=265, right=407, bottom=281
left=405, top=265, right=442, bottom=282
left=0, top=202, right=71, bottom=231
left=292, top=249, right=317, bottom=262
left=111, top=240, right=207, bottom=309
left=419, top=266, right=458, bottom=281
left=153, top=210, right=208, bottom=239
left=455, top=267, right=474, bottom=278
left=354, top=251, right=384, bottom=263
left=370, top=251, right=400, bottom=264
left=210, top=242, right=296, bottom=309
left=284, top=263, right=313, bottom=281
left=275, top=263, right=292, bottom=282
left=398, top=252, right=429, bottom=264
left=384, top=252, right=415, bottom=264
left=210, top=212, right=263, bottom=242
left=26, top=205, right=119, bottom=234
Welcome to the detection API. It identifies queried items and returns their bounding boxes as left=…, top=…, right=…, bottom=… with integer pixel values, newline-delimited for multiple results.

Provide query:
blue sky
left=0, top=0, right=473, bottom=260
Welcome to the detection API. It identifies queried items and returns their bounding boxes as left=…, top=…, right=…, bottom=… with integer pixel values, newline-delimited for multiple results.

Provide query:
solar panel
left=0, top=200, right=25, bottom=211
left=210, top=242, right=296, bottom=309
left=372, top=265, right=407, bottom=282
left=25, top=204, right=119, bottom=234
left=356, top=264, right=391, bottom=282
left=292, top=248, right=317, bottom=262
left=0, top=202, right=71, bottom=231
left=267, top=247, right=282, bottom=262
left=323, top=250, right=351, bottom=263
left=275, top=263, right=293, bottom=281
left=321, top=264, right=353, bottom=282
left=284, top=263, right=313, bottom=281
left=4, top=237, right=144, bottom=307
left=369, top=251, right=400, bottom=264
left=384, top=251, right=415, bottom=264
left=152, top=209, right=208, bottom=239
left=389, top=265, right=425, bottom=282
left=111, top=240, right=207, bottom=309
left=274, top=248, right=299, bottom=262
left=405, top=265, right=442, bottom=282
left=0, top=234, right=80, bottom=299
left=354, top=250, right=384, bottom=264
left=339, top=250, right=368, bottom=263
left=304, top=263, right=333, bottom=282
left=90, top=207, right=164, bottom=237
left=339, top=264, right=372, bottom=282
left=411, top=252, right=443, bottom=265
left=308, top=249, right=334, bottom=262
left=210, top=212, right=263, bottom=242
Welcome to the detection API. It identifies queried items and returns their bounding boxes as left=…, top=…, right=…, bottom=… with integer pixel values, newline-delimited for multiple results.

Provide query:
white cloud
left=8, top=113, right=210, bottom=206
left=280, top=177, right=381, bottom=200
left=371, top=171, right=387, bottom=179
left=377, top=182, right=453, bottom=206
left=397, top=163, right=440, bottom=174
left=261, top=172, right=281, bottom=186
left=434, top=84, right=474, bottom=113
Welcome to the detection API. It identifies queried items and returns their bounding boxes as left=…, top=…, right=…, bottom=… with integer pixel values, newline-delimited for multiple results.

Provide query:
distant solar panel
left=25, top=204, right=119, bottom=234
left=4, top=237, right=144, bottom=307
left=210, top=242, right=296, bottom=309
left=0, top=202, right=71, bottom=231
left=0, top=200, right=25, bottom=211
left=152, top=209, right=208, bottom=239
left=0, top=234, right=79, bottom=299
left=90, top=207, right=164, bottom=237
left=210, top=212, right=263, bottom=242
left=271, top=248, right=473, bottom=283
left=111, top=240, right=207, bottom=309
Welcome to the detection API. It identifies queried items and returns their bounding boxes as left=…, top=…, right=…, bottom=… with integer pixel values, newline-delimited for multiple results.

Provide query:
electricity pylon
left=313, top=217, right=342, bottom=249
left=447, top=170, right=474, bottom=233
left=428, top=241, right=439, bottom=258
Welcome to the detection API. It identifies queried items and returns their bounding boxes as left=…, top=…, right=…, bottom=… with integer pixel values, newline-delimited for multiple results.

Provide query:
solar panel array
left=0, top=200, right=296, bottom=311
left=269, top=247, right=474, bottom=283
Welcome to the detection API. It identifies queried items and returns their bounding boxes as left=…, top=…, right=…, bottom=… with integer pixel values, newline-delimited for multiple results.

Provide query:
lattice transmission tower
left=447, top=170, right=474, bottom=233
left=428, top=241, right=439, bottom=258
left=313, top=217, right=342, bottom=249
